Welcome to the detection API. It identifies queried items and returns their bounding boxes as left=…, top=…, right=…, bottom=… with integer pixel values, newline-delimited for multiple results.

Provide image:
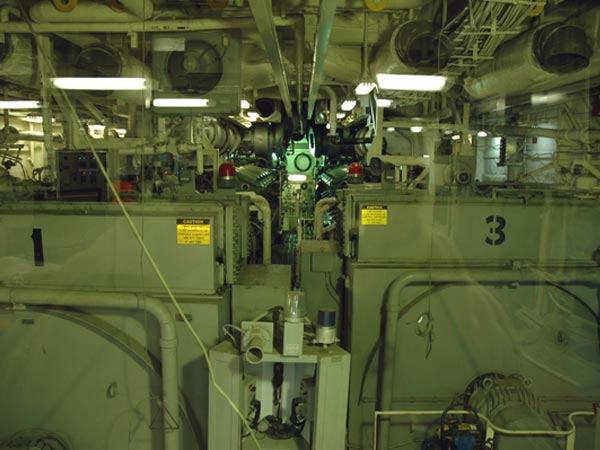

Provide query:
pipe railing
left=0, top=287, right=180, bottom=450
left=237, top=192, right=272, bottom=264
left=373, top=409, right=595, bottom=450
left=314, top=197, right=337, bottom=240
left=376, top=267, right=600, bottom=450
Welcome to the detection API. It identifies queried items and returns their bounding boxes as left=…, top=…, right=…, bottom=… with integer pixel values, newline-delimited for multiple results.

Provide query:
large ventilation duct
left=29, top=0, right=152, bottom=22
left=0, top=34, right=35, bottom=86
left=465, top=22, right=592, bottom=99
left=68, top=43, right=151, bottom=104
left=153, top=32, right=241, bottom=114
left=370, top=20, right=450, bottom=76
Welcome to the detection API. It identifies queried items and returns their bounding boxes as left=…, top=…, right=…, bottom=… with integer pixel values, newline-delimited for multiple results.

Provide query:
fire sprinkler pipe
left=0, top=287, right=180, bottom=450
left=376, top=268, right=600, bottom=450
left=237, top=192, right=272, bottom=265
left=314, top=197, right=337, bottom=240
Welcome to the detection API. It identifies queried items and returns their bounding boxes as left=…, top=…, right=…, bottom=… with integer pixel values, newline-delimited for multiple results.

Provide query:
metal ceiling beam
left=248, top=0, right=293, bottom=117
left=306, top=1, right=336, bottom=120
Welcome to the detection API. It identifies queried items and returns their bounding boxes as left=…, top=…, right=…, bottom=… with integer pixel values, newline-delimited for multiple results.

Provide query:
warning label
left=176, top=219, right=211, bottom=245
left=361, top=205, right=388, bottom=225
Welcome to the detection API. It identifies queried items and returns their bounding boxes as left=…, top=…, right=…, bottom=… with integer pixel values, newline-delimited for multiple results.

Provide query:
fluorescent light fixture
left=0, top=100, right=41, bottom=109
left=240, top=99, right=251, bottom=109
left=376, top=98, right=392, bottom=107
left=336, top=112, right=346, bottom=119
left=451, top=134, right=461, bottom=141
left=410, top=126, right=423, bottom=133
left=423, top=154, right=430, bottom=158
left=153, top=98, right=212, bottom=107
left=22, top=115, right=55, bottom=123
left=531, top=92, right=565, bottom=106
left=477, top=130, right=488, bottom=137
left=376, top=74, right=447, bottom=91
left=341, top=100, right=357, bottom=111
left=288, top=174, right=307, bottom=182
left=355, top=82, right=377, bottom=96
left=52, top=77, right=147, bottom=90
left=88, top=124, right=106, bottom=132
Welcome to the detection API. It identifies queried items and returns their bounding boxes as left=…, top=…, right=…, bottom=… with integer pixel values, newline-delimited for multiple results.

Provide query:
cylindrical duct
left=465, top=23, right=592, bottom=99
left=193, top=117, right=241, bottom=156
left=248, top=123, right=284, bottom=158
left=70, top=43, right=151, bottom=104
left=370, top=20, right=450, bottom=76
left=0, top=34, right=35, bottom=86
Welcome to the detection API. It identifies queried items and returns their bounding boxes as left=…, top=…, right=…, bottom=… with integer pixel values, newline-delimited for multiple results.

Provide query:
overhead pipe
left=118, top=0, right=153, bottom=20
left=376, top=268, right=600, bottom=450
left=0, top=33, right=35, bottom=86
left=490, top=125, right=600, bottom=143
left=465, top=21, right=593, bottom=100
left=237, top=192, right=272, bottom=264
left=307, top=1, right=337, bottom=120
left=370, top=20, right=451, bottom=76
left=0, top=287, right=180, bottom=450
left=29, top=1, right=145, bottom=22
left=294, top=16, right=305, bottom=123
left=2, top=16, right=297, bottom=33
left=314, top=197, right=337, bottom=240
left=248, top=0, right=293, bottom=117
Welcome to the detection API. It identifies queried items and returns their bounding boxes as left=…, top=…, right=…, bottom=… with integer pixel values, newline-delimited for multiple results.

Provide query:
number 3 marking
left=485, top=215, right=506, bottom=246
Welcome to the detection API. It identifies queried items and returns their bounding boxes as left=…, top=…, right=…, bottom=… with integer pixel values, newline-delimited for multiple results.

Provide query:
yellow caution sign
left=361, top=205, right=388, bottom=225
left=176, top=219, right=211, bottom=245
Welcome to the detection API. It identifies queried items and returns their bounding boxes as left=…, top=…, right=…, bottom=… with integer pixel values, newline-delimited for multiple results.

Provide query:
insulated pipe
left=294, top=17, right=305, bottom=122
left=0, top=287, right=180, bottom=450
left=490, top=125, right=600, bottom=143
left=376, top=268, right=600, bottom=450
left=314, top=197, right=337, bottom=239
left=237, top=192, right=272, bottom=264
left=29, top=1, right=143, bottom=22
left=321, top=86, right=337, bottom=136
left=119, top=0, right=153, bottom=20
left=2, top=16, right=295, bottom=33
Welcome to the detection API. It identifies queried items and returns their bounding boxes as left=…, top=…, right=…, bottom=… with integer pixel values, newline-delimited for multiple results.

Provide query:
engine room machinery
left=1, top=1, right=600, bottom=450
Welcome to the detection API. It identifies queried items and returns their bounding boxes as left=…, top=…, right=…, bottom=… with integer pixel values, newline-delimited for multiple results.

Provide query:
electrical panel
left=57, top=151, right=108, bottom=201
